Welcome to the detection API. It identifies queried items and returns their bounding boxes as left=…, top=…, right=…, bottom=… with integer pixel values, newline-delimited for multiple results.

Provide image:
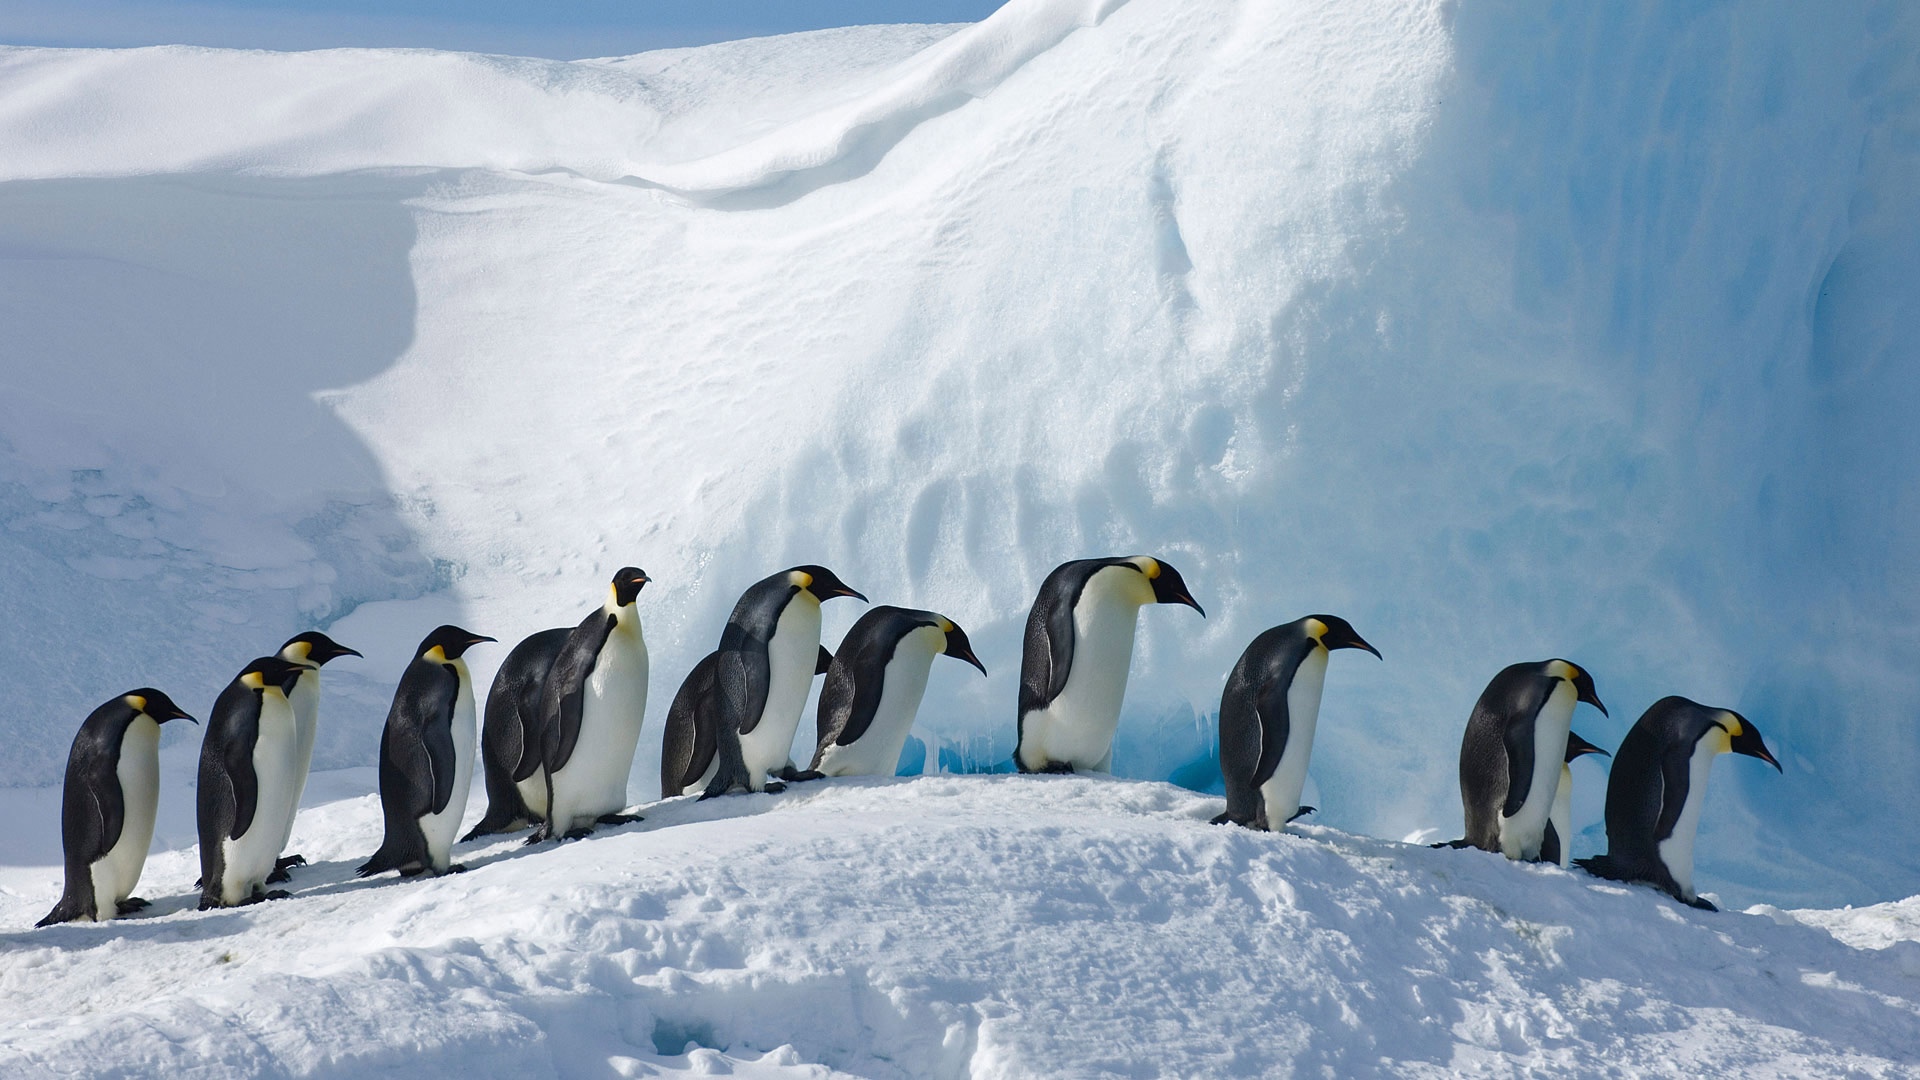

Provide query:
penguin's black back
left=1457, top=662, right=1561, bottom=850
left=1577, top=697, right=1715, bottom=891
left=539, top=606, right=619, bottom=777
left=714, top=570, right=807, bottom=740
left=465, top=626, right=570, bottom=840
left=661, top=651, right=721, bottom=797
left=196, top=673, right=274, bottom=901
left=358, top=655, right=461, bottom=877
left=38, top=697, right=141, bottom=926
left=812, top=606, right=942, bottom=765
left=1214, top=622, right=1319, bottom=827
left=1017, top=558, right=1139, bottom=729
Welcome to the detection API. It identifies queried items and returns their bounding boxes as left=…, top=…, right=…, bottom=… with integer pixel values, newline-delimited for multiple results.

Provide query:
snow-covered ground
left=2, top=773, right=1916, bottom=1077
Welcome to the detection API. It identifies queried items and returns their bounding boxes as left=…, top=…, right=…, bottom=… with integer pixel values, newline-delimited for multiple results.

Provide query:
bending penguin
left=1015, top=556, right=1203, bottom=774
left=1450, top=659, right=1608, bottom=861
left=198, top=656, right=308, bottom=908
left=702, top=565, right=865, bottom=797
left=804, top=606, right=987, bottom=779
left=1576, top=696, right=1780, bottom=910
left=358, top=625, right=494, bottom=878
left=1539, top=731, right=1609, bottom=868
left=38, top=690, right=196, bottom=926
left=661, top=644, right=832, bottom=798
left=269, top=631, right=361, bottom=880
left=463, top=626, right=570, bottom=840
left=1212, top=615, right=1379, bottom=831
left=532, top=567, right=652, bottom=842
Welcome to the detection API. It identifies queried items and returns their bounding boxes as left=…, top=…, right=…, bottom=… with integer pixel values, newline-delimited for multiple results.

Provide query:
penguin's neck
left=1658, top=729, right=1727, bottom=900
left=607, top=600, right=645, bottom=642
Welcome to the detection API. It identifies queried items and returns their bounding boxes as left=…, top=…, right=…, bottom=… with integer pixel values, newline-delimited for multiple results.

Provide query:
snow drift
left=1, top=0, right=1918, bottom=912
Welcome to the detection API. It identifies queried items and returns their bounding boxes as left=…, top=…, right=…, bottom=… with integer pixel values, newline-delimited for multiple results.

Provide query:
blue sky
left=0, top=0, right=1005, bottom=57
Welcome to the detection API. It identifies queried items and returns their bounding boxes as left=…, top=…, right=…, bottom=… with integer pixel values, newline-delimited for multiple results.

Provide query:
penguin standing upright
left=1015, top=556, right=1204, bottom=775
left=1451, top=660, right=1607, bottom=861
left=533, top=568, right=653, bottom=841
left=1211, top=615, right=1379, bottom=831
left=198, top=657, right=308, bottom=908
left=463, top=626, right=571, bottom=840
left=38, top=690, right=196, bottom=926
left=1576, top=696, right=1780, bottom=910
left=661, top=644, right=832, bottom=798
left=703, top=565, right=865, bottom=797
left=1539, top=731, right=1609, bottom=868
left=806, top=606, right=986, bottom=779
left=269, top=631, right=360, bottom=880
left=358, top=626, right=494, bottom=878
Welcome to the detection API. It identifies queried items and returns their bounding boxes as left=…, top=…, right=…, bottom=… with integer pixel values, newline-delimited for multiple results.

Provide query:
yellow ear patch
left=126, top=694, right=148, bottom=712
left=1720, top=711, right=1744, bottom=738
left=1141, top=558, right=1161, bottom=580
left=1306, top=618, right=1329, bottom=642
left=1546, top=660, right=1579, bottom=681
left=285, top=641, right=312, bottom=662
left=937, top=617, right=954, bottom=633
left=240, top=672, right=265, bottom=690
left=793, top=571, right=814, bottom=589
left=1710, top=725, right=1733, bottom=754
left=424, top=645, right=447, bottom=663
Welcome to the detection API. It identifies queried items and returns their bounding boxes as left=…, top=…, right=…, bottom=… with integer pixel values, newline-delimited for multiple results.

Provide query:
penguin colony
left=37, top=554, right=1782, bottom=927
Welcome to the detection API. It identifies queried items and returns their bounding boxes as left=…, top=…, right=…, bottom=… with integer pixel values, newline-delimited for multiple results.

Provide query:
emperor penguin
left=463, top=626, right=570, bottom=840
left=358, top=625, right=494, bottom=878
left=533, top=567, right=653, bottom=842
left=197, top=656, right=308, bottom=908
left=1453, top=659, right=1608, bottom=861
left=269, top=631, right=361, bottom=880
left=37, top=690, right=196, bottom=926
left=806, top=606, right=987, bottom=778
left=1014, top=556, right=1204, bottom=775
left=1539, top=731, right=1609, bottom=868
left=1576, top=696, right=1780, bottom=910
left=661, top=644, right=832, bottom=797
left=702, top=565, right=865, bottom=797
left=1210, top=615, right=1379, bottom=831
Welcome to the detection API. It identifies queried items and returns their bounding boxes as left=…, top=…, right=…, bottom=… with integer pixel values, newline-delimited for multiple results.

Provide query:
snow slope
left=1, top=775, right=1917, bottom=1077
left=3, top=0, right=1919, bottom=913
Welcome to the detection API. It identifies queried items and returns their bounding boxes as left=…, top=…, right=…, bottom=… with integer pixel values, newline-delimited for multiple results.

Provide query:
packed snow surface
left=2, top=773, right=1918, bottom=1077
left=2, top=0, right=1919, bottom=922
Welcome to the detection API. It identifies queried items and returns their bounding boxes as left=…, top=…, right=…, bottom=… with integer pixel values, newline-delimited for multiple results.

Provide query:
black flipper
left=467, top=627, right=569, bottom=840
left=39, top=712, right=125, bottom=926
left=359, top=659, right=459, bottom=877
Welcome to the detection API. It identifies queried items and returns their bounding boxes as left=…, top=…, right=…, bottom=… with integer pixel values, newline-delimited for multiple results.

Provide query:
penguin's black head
left=936, top=617, right=988, bottom=677
left=1139, top=557, right=1204, bottom=617
left=280, top=631, right=362, bottom=667
left=419, top=624, right=496, bottom=662
left=1549, top=659, right=1607, bottom=717
left=125, top=688, right=196, bottom=725
left=1564, top=729, right=1610, bottom=762
left=789, top=565, right=866, bottom=603
left=240, top=656, right=307, bottom=696
left=610, top=566, right=651, bottom=607
left=1720, top=710, right=1783, bottom=772
left=1308, top=615, right=1381, bottom=659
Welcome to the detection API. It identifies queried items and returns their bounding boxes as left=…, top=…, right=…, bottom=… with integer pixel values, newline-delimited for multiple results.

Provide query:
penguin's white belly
left=1259, top=650, right=1326, bottom=827
left=1499, top=681, right=1575, bottom=860
left=817, top=633, right=940, bottom=777
left=90, top=717, right=160, bottom=919
left=220, top=698, right=298, bottom=903
left=739, top=598, right=821, bottom=787
left=1548, top=763, right=1574, bottom=868
left=1657, top=738, right=1720, bottom=900
left=277, top=671, right=320, bottom=855
left=415, top=668, right=476, bottom=870
left=1026, top=577, right=1147, bottom=772
left=517, top=766, right=549, bottom=818
left=549, top=629, right=649, bottom=825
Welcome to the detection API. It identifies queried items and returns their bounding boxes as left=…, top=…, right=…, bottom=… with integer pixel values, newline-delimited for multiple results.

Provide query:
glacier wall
left=0, top=0, right=1914, bottom=907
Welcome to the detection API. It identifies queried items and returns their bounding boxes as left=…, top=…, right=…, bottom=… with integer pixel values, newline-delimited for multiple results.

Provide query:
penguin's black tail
left=1573, top=854, right=1626, bottom=880
left=356, top=834, right=417, bottom=878
left=35, top=883, right=92, bottom=928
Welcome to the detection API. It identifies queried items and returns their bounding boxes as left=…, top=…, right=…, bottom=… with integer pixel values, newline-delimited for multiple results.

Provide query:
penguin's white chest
left=90, top=717, right=160, bottom=919
left=817, top=627, right=943, bottom=777
left=416, top=663, right=476, bottom=869
left=550, top=617, right=649, bottom=824
left=277, top=668, right=321, bottom=853
left=739, top=595, right=822, bottom=783
left=1657, top=736, right=1722, bottom=900
left=1258, top=648, right=1327, bottom=826
left=220, top=694, right=299, bottom=902
left=1024, top=569, right=1151, bottom=772
left=1499, top=680, right=1575, bottom=860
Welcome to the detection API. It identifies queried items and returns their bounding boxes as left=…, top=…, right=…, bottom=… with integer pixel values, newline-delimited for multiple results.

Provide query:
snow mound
left=1, top=775, right=1916, bottom=1077
left=3, top=0, right=1919, bottom=913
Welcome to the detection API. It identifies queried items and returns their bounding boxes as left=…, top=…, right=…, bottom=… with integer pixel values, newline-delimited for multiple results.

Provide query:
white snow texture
left=0, top=0, right=1916, bottom=964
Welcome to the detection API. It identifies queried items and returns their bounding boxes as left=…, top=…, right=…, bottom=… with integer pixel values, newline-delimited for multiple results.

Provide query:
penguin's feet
left=1430, top=838, right=1474, bottom=850
left=264, top=889, right=292, bottom=901
left=595, top=812, right=642, bottom=826
left=1286, top=806, right=1317, bottom=823
left=444, top=863, right=468, bottom=875
left=1686, top=896, right=1719, bottom=912
left=777, top=766, right=825, bottom=783
left=563, top=827, right=596, bottom=841
left=275, top=854, right=307, bottom=871
left=266, top=866, right=292, bottom=884
left=1041, top=761, right=1075, bottom=774
left=198, top=896, right=221, bottom=911
left=524, top=825, right=553, bottom=846
left=1208, top=812, right=1231, bottom=825
left=761, top=781, right=787, bottom=795
left=116, top=897, right=150, bottom=915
